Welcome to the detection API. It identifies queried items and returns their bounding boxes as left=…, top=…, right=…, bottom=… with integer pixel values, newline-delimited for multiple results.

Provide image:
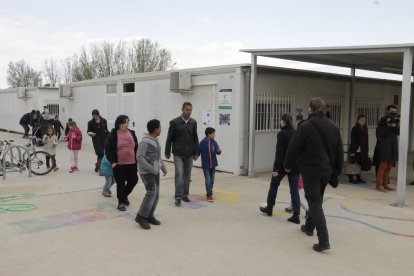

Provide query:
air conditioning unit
left=17, top=87, right=27, bottom=98
left=170, top=72, right=192, bottom=93
left=59, top=85, right=73, bottom=98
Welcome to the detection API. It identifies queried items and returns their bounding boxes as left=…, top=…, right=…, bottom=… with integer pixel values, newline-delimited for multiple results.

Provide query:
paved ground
left=1, top=132, right=414, bottom=276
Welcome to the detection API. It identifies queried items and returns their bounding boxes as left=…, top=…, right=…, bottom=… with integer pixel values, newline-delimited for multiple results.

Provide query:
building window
left=45, top=99, right=59, bottom=116
left=355, top=97, right=383, bottom=127
left=255, top=94, right=293, bottom=132
left=123, top=83, right=135, bottom=93
left=107, top=84, right=117, bottom=94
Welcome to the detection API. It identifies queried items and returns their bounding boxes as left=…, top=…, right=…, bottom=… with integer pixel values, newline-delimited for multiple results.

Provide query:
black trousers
left=302, top=175, right=330, bottom=245
left=46, top=155, right=57, bottom=168
left=113, top=164, right=138, bottom=205
left=21, top=123, right=30, bottom=137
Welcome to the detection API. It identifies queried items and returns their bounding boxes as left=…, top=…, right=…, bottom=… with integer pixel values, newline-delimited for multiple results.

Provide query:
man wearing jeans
left=135, top=119, right=167, bottom=230
left=165, top=102, right=199, bottom=207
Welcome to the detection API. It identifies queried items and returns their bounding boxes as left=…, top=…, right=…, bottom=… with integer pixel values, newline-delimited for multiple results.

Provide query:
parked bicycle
left=0, top=137, right=53, bottom=176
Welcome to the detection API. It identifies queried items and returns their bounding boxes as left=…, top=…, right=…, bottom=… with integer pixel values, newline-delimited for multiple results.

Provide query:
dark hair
left=356, top=114, right=366, bottom=121
left=115, top=115, right=129, bottom=130
left=309, top=97, right=326, bottom=115
left=68, top=118, right=73, bottom=122
left=281, top=114, right=294, bottom=129
left=386, top=105, right=397, bottom=111
left=147, top=119, right=161, bottom=133
left=205, top=127, right=216, bottom=136
left=182, top=102, right=192, bottom=109
left=31, top=110, right=36, bottom=114
left=92, top=109, right=100, bottom=116
left=68, top=121, right=77, bottom=128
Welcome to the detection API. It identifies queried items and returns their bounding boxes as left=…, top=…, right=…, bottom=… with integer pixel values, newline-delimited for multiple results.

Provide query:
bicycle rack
left=1, top=145, right=32, bottom=180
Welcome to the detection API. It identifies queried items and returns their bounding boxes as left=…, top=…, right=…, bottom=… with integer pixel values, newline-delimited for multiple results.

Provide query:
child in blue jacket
left=199, top=127, right=222, bottom=201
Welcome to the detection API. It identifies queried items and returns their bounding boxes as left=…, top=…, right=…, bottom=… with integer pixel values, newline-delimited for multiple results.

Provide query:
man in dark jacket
left=19, top=110, right=36, bottom=138
left=373, top=105, right=399, bottom=192
left=285, top=97, right=344, bottom=252
left=87, top=109, right=109, bottom=173
left=165, top=102, right=200, bottom=206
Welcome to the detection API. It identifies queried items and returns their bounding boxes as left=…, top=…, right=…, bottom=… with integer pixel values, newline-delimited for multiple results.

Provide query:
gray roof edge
left=240, top=43, right=414, bottom=54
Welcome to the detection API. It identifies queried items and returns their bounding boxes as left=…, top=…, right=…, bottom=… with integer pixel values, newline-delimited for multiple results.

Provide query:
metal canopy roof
left=241, top=43, right=414, bottom=75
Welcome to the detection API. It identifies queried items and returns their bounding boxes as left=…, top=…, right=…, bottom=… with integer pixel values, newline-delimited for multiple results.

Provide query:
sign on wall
left=219, top=89, right=232, bottom=110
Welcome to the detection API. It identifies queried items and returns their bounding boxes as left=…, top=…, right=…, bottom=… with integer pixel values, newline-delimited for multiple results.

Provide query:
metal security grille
left=45, top=99, right=60, bottom=116
left=355, top=97, right=383, bottom=127
left=255, top=93, right=293, bottom=132
left=312, top=95, right=344, bottom=129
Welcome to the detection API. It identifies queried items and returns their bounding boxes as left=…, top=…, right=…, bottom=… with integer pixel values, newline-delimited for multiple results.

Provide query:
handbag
left=343, top=162, right=361, bottom=175
left=309, top=120, right=340, bottom=188
left=100, top=154, right=113, bottom=176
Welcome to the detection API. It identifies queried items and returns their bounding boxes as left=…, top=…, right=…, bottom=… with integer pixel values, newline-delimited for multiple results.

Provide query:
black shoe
left=259, top=206, right=273, bottom=216
left=175, top=199, right=181, bottom=207
left=147, top=217, right=161, bottom=225
left=117, top=203, right=126, bottom=212
left=313, top=243, right=331, bottom=252
left=301, top=225, right=313, bottom=236
left=125, top=199, right=130, bottom=206
left=135, top=215, right=151, bottom=230
left=287, top=212, right=300, bottom=224
left=182, top=197, right=191, bottom=203
left=304, top=211, right=309, bottom=219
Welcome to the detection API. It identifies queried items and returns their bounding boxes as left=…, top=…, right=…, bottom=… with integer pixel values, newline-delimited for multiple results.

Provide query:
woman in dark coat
left=105, top=115, right=138, bottom=211
left=259, top=114, right=301, bottom=224
left=87, top=109, right=109, bottom=173
left=348, top=114, right=370, bottom=184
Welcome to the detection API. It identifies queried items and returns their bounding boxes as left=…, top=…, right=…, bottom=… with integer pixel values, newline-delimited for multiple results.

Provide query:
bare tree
left=7, top=60, right=42, bottom=88
left=61, top=57, right=74, bottom=83
left=128, top=39, right=175, bottom=73
left=43, top=58, right=60, bottom=87
left=60, top=39, right=175, bottom=82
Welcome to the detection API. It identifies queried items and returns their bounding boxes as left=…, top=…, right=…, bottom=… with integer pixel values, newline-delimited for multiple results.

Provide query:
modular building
left=0, top=86, right=59, bottom=133
left=56, top=64, right=406, bottom=175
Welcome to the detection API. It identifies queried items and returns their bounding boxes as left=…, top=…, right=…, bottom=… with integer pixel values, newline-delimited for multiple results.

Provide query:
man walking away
left=285, top=97, right=344, bottom=252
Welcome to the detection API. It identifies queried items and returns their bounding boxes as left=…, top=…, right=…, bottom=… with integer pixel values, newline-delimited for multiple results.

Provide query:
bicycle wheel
left=26, top=151, right=53, bottom=175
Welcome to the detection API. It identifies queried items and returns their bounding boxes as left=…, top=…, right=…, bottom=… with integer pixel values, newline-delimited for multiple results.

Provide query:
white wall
left=0, top=88, right=58, bottom=134
left=59, top=68, right=245, bottom=174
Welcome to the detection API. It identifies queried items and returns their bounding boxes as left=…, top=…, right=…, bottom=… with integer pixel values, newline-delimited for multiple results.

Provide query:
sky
left=1, top=0, right=414, bottom=88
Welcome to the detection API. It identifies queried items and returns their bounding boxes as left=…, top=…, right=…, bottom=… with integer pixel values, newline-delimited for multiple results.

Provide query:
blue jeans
left=138, top=174, right=160, bottom=218
left=266, top=172, right=300, bottom=213
left=173, top=155, right=193, bottom=199
left=203, top=167, right=216, bottom=197
left=103, top=176, right=115, bottom=193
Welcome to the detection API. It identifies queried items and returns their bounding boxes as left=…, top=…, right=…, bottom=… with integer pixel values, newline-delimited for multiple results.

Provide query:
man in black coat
left=87, top=109, right=109, bottom=173
left=373, top=105, right=399, bottom=192
left=284, top=97, right=343, bottom=252
left=165, top=102, right=200, bottom=207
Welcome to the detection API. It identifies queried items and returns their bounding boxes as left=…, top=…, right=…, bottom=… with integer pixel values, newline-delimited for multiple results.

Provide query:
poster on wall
left=219, top=113, right=231, bottom=126
left=202, top=109, right=212, bottom=126
left=219, top=89, right=232, bottom=110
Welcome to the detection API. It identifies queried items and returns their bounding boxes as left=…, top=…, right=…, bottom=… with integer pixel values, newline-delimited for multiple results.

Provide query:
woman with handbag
left=349, top=114, right=370, bottom=184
